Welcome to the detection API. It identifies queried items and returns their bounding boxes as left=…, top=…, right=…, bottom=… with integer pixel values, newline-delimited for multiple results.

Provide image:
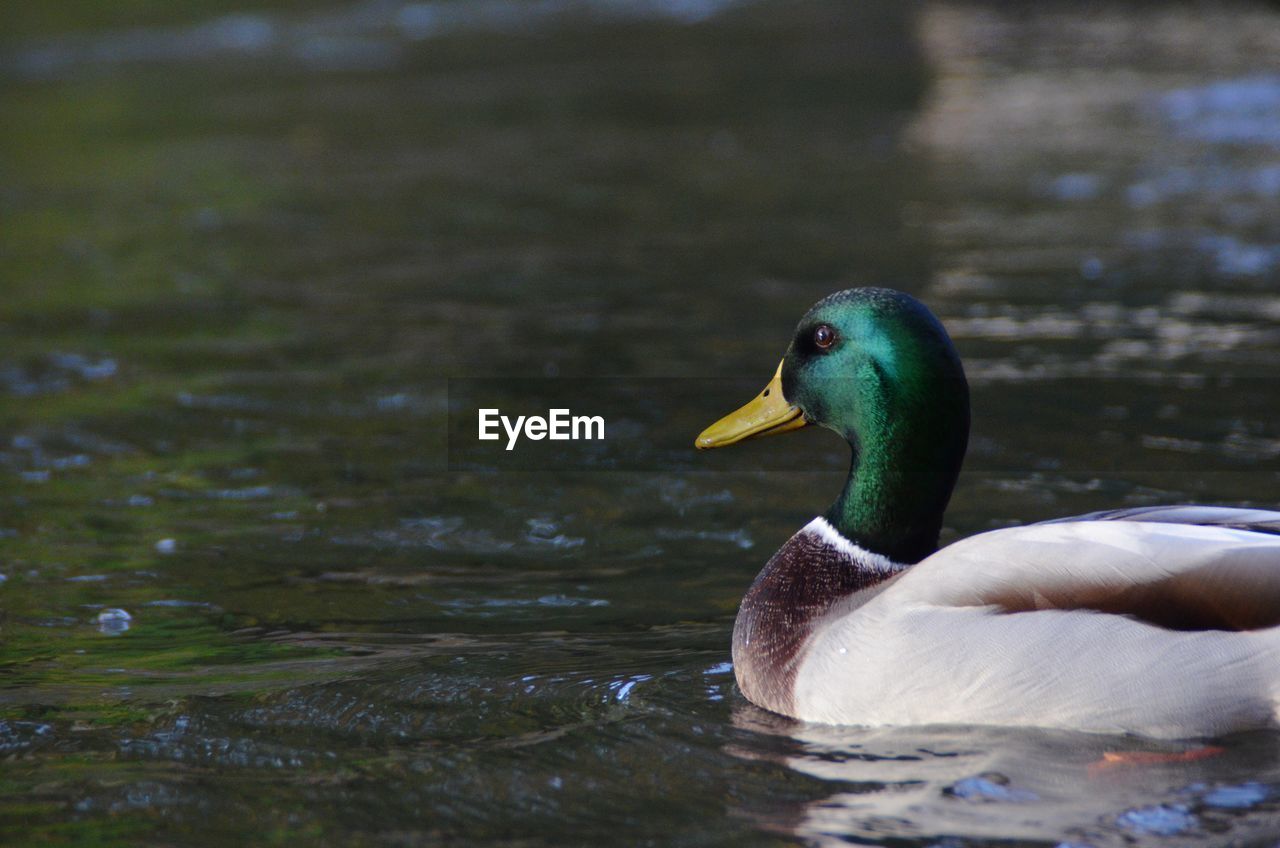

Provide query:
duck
left=696, top=286, right=1280, bottom=738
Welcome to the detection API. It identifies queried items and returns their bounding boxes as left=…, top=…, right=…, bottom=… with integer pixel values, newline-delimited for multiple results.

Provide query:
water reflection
left=6, top=0, right=752, bottom=78
left=913, top=2, right=1280, bottom=307
left=732, top=704, right=1280, bottom=845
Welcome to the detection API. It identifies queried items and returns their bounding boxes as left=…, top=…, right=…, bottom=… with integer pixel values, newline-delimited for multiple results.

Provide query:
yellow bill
left=695, top=360, right=809, bottom=449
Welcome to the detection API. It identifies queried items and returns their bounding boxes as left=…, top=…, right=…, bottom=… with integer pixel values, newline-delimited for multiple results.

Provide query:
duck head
left=696, top=287, right=970, bottom=564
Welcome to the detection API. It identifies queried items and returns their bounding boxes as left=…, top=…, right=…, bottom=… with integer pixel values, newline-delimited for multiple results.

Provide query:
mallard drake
left=696, top=287, right=1280, bottom=737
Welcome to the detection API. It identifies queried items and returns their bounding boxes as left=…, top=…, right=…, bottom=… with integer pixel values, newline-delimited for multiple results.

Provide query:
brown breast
left=731, top=521, right=901, bottom=716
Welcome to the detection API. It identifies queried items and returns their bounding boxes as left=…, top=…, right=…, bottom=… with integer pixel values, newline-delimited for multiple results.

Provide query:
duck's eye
left=813, top=324, right=836, bottom=350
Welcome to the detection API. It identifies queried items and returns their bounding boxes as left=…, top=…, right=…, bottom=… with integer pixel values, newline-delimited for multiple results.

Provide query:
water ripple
left=1116, top=803, right=1197, bottom=836
left=4, top=0, right=751, bottom=80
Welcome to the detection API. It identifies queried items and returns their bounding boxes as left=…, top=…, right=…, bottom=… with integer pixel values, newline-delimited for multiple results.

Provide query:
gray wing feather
left=1041, top=505, right=1280, bottom=537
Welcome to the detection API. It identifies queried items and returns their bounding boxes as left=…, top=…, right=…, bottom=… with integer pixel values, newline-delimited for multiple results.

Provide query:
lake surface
left=3, top=1, right=1280, bottom=845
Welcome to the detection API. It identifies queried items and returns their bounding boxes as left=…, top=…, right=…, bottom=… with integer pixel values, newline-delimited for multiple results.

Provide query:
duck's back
left=1043, top=504, right=1280, bottom=536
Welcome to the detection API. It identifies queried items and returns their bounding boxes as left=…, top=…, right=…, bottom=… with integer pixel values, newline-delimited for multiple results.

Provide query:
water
left=3, top=1, right=1280, bottom=844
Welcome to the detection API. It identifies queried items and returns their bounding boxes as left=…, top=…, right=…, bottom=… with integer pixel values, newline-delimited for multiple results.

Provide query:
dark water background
left=3, top=1, right=1280, bottom=844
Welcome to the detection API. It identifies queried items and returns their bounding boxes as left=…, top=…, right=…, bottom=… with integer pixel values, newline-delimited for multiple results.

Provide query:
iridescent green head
left=697, top=287, right=970, bottom=563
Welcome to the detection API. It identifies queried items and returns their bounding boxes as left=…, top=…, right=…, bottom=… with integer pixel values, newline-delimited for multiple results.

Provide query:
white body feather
left=792, top=520, right=1280, bottom=737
